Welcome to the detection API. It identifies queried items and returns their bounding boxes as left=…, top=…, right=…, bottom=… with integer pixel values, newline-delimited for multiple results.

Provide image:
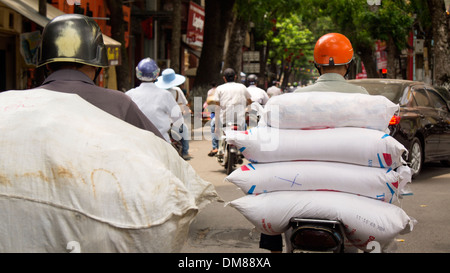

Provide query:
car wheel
left=408, top=137, right=423, bottom=178
left=441, top=160, right=450, bottom=167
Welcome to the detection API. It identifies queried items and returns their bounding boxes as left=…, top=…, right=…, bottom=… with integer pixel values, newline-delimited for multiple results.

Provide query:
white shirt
left=168, top=86, right=188, bottom=106
left=267, top=86, right=282, bottom=97
left=168, top=86, right=190, bottom=116
left=126, top=82, right=183, bottom=142
left=214, top=82, right=251, bottom=127
left=247, top=84, right=270, bottom=105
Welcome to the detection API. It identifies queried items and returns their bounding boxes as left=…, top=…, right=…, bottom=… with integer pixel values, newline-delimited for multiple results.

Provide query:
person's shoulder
left=216, top=82, right=229, bottom=92
left=294, top=84, right=317, bottom=93
left=235, top=82, right=249, bottom=91
left=91, top=85, right=128, bottom=97
left=341, top=81, right=369, bottom=94
left=101, top=87, right=136, bottom=104
left=257, top=86, right=266, bottom=93
left=352, top=84, right=369, bottom=94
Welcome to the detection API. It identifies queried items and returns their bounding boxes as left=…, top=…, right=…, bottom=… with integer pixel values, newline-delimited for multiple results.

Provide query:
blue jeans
left=182, top=138, right=189, bottom=156
left=179, top=123, right=190, bottom=156
left=211, top=117, right=219, bottom=150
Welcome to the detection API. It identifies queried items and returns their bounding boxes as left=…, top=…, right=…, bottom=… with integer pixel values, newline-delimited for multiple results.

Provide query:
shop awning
left=0, top=0, right=121, bottom=66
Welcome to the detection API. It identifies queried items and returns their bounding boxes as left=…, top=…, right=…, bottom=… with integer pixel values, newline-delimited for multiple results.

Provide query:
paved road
left=394, top=162, right=450, bottom=253
left=181, top=134, right=263, bottom=253
left=181, top=131, right=450, bottom=253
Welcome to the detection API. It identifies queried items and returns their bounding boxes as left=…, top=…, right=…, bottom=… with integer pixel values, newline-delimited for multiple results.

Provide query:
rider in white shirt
left=155, top=68, right=192, bottom=160
left=246, top=74, right=269, bottom=128
left=266, top=81, right=282, bottom=98
left=246, top=74, right=270, bottom=105
left=213, top=68, right=252, bottom=129
left=210, top=68, right=252, bottom=157
left=126, top=58, right=183, bottom=143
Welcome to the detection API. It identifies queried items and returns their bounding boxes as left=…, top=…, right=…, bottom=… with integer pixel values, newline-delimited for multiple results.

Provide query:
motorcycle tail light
left=389, top=115, right=401, bottom=125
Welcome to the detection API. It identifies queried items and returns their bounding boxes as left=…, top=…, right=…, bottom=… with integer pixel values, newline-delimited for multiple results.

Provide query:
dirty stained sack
left=0, top=89, right=218, bottom=253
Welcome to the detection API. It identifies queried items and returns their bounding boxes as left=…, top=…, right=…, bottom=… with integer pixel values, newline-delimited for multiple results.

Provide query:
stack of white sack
left=226, top=92, right=416, bottom=252
left=0, top=89, right=219, bottom=253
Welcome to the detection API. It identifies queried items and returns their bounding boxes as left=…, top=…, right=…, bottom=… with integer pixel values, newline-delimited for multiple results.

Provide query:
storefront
left=0, top=0, right=121, bottom=91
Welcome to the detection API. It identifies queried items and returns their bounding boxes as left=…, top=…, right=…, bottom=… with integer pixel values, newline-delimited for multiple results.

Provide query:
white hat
left=155, top=68, right=186, bottom=89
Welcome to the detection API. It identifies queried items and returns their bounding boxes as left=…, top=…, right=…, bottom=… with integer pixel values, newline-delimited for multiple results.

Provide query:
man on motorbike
left=37, top=14, right=164, bottom=140
left=246, top=74, right=270, bottom=105
left=294, top=33, right=368, bottom=94
left=246, top=74, right=269, bottom=129
left=126, top=58, right=184, bottom=146
left=260, top=33, right=368, bottom=253
left=208, top=68, right=252, bottom=159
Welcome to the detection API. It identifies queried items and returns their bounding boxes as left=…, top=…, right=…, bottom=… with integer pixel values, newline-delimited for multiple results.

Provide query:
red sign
left=356, top=62, right=367, bottom=79
left=186, top=2, right=205, bottom=48
left=141, top=17, right=153, bottom=39
left=375, top=40, right=387, bottom=70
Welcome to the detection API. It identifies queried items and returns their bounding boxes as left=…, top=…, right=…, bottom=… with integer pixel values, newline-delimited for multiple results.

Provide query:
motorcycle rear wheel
left=226, top=146, right=235, bottom=175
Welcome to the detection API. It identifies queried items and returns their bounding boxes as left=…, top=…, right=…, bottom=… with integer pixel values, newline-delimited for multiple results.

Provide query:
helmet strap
left=93, top=67, right=103, bottom=83
left=314, top=63, right=323, bottom=76
left=344, top=60, right=352, bottom=78
left=315, top=61, right=352, bottom=78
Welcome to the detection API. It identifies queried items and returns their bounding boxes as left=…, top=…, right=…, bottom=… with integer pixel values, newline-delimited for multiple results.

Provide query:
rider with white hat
left=156, top=68, right=192, bottom=160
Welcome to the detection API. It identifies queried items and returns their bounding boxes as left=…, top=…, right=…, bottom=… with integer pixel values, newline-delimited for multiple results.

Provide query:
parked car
left=349, top=79, right=450, bottom=178
left=435, top=86, right=450, bottom=102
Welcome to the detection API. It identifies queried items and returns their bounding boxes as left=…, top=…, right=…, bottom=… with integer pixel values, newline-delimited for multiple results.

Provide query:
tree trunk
left=38, top=0, right=46, bottom=16
left=192, top=0, right=235, bottom=99
left=170, top=0, right=182, bottom=73
left=427, top=0, right=450, bottom=85
left=357, top=44, right=379, bottom=78
left=386, top=36, right=397, bottom=79
left=223, top=12, right=249, bottom=82
left=105, top=0, right=130, bottom=92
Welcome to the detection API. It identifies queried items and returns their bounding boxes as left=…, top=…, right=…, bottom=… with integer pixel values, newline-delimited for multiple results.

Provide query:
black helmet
left=38, top=14, right=108, bottom=68
left=223, top=68, right=236, bottom=82
left=247, top=74, right=258, bottom=85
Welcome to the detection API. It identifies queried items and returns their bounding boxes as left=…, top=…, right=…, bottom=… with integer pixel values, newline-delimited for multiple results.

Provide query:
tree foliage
left=193, top=0, right=448, bottom=95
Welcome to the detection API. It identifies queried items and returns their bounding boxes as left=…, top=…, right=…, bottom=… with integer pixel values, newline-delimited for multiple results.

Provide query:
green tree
left=307, top=0, right=414, bottom=78
left=236, top=0, right=316, bottom=86
left=265, top=15, right=316, bottom=88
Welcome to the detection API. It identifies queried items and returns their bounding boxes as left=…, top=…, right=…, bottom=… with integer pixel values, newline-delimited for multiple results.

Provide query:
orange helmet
left=313, top=33, right=354, bottom=66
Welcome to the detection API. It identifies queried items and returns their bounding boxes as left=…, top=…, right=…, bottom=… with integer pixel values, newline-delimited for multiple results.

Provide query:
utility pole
left=170, top=0, right=182, bottom=73
left=39, top=0, right=47, bottom=17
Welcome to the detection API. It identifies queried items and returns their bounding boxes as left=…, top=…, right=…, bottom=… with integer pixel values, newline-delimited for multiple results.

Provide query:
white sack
left=261, top=92, right=399, bottom=131
left=0, top=89, right=218, bottom=253
left=229, top=191, right=415, bottom=252
left=226, top=161, right=410, bottom=203
left=226, top=126, right=407, bottom=168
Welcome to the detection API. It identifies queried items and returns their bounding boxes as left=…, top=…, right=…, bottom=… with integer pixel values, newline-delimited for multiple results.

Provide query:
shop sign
left=186, top=2, right=204, bottom=48
left=107, top=46, right=121, bottom=66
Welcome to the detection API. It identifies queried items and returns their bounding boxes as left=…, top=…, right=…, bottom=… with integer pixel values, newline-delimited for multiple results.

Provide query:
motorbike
left=287, top=218, right=345, bottom=253
left=216, top=122, right=244, bottom=175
